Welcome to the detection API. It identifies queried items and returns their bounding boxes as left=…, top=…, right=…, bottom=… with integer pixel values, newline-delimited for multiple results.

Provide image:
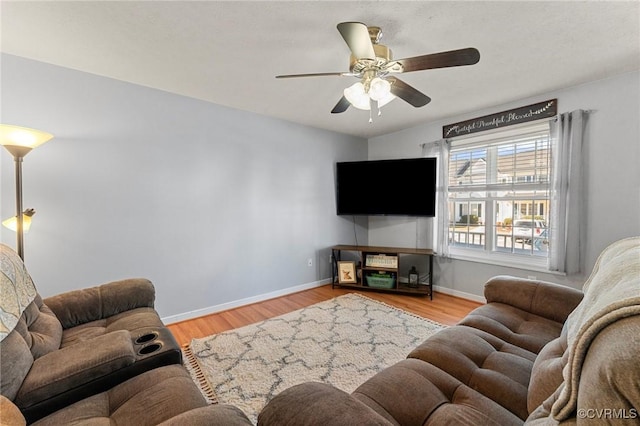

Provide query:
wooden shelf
left=331, top=245, right=435, bottom=299
left=362, top=266, right=397, bottom=272
left=332, top=245, right=434, bottom=256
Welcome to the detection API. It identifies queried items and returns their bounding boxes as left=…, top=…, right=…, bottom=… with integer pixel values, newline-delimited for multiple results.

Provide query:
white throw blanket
left=551, top=236, right=640, bottom=420
left=0, top=243, right=37, bottom=342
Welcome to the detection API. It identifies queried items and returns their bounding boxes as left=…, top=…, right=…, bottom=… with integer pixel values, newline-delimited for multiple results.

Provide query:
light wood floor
left=167, top=284, right=482, bottom=346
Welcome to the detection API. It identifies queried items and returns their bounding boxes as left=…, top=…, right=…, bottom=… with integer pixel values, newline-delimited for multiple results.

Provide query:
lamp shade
left=0, top=124, right=54, bottom=158
left=368, top=78, right=391, bottom=101
left=376, top=91, right=396, bottom=108
left=343, top=82, right=371, bottom=110
left=2, top=215, right=33, bottom=233
left=2, top=209, right=35, bottom=233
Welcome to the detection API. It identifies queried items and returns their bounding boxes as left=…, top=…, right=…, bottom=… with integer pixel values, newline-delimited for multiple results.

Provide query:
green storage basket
left=366, top=273, right=396, bottom=289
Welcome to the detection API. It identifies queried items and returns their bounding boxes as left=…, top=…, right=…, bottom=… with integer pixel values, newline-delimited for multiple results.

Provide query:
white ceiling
left=1, top=1, right=639, bottom=138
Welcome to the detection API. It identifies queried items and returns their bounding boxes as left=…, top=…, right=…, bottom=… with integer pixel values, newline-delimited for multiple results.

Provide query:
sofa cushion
left=44, top=278, right=156, bottom=330
left=352, top=359, right=522, bottom=426
left=1, top=297, right=63, bottom=401
left=14, top=330, right=136, bottom=410
left=158, top=404, right=255, bottom=426
left=483, top=276, right=584, bottom=324
left=257, top=382, right=393, bottom=426
left=459, top=302, right=564, bottom=354
left=30, top=365, right=240, bottom=426
left=258, top=360, right=523, bottom=426
left=13, top=297, right=62, bottom=359
left=408, top=325, right=535, bottom=420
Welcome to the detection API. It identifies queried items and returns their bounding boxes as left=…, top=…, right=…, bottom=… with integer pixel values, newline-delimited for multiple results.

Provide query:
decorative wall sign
left=443, top=99, right=557, bottom=138
left=365, top=254, right=398, bottom=269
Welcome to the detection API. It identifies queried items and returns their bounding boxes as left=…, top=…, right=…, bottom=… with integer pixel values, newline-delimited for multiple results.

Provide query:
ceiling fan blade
left=331, top=96, right=350, bottom=114
left=388, top=77, right=431, bottom=107
left=276, top=72, right=351, bottom=79
left=393, top=47, right=480, bottom=73
left=337, top=22, right=376, bottom=60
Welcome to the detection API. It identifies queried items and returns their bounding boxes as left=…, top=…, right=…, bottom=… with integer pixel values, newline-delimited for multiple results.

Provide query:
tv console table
left=331, top=245, right=434, bottom=299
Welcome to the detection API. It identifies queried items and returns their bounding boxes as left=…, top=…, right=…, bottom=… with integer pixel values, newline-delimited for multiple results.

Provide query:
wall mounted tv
left=336, top=157, right=437, bottom=217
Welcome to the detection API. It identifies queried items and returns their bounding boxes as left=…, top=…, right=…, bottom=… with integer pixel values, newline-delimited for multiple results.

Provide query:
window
left=446, top=123, right=551, bottom=269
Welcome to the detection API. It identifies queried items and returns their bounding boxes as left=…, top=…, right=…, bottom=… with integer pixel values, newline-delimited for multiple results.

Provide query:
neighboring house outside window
left=446, top=122, right=551, bottom=270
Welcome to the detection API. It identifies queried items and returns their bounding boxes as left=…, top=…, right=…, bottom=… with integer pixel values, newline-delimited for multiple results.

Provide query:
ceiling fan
left=276, top=22, right=480, bottom=117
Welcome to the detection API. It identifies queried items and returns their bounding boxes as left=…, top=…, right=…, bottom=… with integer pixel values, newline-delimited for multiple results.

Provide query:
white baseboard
left=162, top=278, right=331, bottom=324
left=432, top=285, right=486, bottom=304
left=162, top=279, right=484, bottom=324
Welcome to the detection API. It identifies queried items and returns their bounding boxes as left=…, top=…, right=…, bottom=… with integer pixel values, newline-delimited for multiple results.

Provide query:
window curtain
left=422, top=139, right=450, bottom=257
left=549, top=110, right=588, bottom=274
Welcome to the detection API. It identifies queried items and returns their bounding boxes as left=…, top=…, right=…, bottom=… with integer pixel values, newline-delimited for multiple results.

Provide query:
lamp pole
left=4, top=146, right=32, bottom=260
left=14, top=155, right=25, bottom=259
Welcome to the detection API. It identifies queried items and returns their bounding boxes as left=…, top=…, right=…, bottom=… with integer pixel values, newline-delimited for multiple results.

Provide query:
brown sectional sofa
left=259, top=237, right=640, bottom=425
left=0, top=243, right=252, bottom=425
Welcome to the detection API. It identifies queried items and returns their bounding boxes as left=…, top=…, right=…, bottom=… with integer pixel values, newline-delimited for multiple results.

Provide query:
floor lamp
left=0, top=124, right=54, bottom=260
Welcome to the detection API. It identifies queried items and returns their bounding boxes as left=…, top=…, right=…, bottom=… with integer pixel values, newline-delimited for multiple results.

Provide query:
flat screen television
left=336, top=157, right=437, bottom=217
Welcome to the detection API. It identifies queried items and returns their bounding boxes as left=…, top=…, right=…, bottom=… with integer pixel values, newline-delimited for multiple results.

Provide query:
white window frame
left=445, top=121, right=554, bottom=272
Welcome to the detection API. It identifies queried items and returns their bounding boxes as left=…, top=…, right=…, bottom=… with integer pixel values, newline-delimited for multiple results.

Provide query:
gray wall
left=368, top=70, right=640, bottom=299
left=2, top=53, right=638, bottom=319
left=0, top=54, right=368, bottom=321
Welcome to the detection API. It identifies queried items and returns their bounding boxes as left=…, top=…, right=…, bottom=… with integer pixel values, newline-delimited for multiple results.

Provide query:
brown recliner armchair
left=0, top=243, right=190, bottom=423
left=1, top=243, right=252, bottom=425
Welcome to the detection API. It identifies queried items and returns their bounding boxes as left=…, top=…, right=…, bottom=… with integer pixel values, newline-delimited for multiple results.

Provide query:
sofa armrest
left=14, top=330, right=136, bottom=410
left=0, top=395, right=26, bottom=426
left=257, top=382, right=393, bottom=426
left=158, top=404, right=254, bottom=426
left=526, top=316, right=640, bottom=425
left=44, top=278, right=155, bottom=328
left=484, top=276, right=583, bottom=323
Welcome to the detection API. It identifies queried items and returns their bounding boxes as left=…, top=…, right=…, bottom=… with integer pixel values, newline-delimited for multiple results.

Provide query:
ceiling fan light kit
left=276, top=22, right=480, bottom=122
left=368, top=77, right=392, bottom=102
left=344, top=77, right=396, bottom=111
left=343, top=82, right=370, bottom=110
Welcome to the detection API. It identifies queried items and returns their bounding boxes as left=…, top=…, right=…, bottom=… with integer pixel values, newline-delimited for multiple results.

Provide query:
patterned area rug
left=183, top=293, right=444, bottom=424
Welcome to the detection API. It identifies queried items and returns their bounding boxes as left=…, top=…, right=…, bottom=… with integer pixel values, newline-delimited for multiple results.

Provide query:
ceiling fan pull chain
left=369, top=108, right=373, bottom=123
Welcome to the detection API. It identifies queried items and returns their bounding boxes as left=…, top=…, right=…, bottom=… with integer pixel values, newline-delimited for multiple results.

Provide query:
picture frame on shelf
left=337, top=261, right=357, bottom=284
